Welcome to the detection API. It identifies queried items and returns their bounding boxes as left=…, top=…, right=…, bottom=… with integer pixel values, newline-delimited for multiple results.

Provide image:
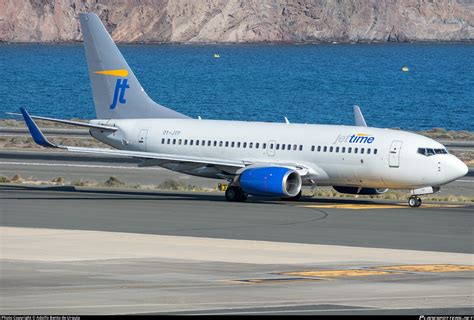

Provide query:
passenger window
left=207, top=140, right=211, bottom=146
left=213, top=141, right=217, bottom=147
left=287, top=144, right=291, bottom=150
left=243, top=142, right=247, bottom=148
left=263, top=143, right=267, bottom=149
left=184, top=139, right=188, bottom=145
left=367, top=148, right=371, bottom=154
left=374, top=149, right=377, bottom=154
left=231, top=142, right=235, bottom=148
left=237, top=142, right=241, bottom=148
left=342, top=147, right=345, bottom=153
left=336, top=147, right=339, bottom=153
left=256, top=143, right=260, bottom=149
left=249, top=142, right=253, bottom=148
left=361, top=148, right=364, bottom=154
left=348, top=147, right=352, bottom=153
left=167, top=138, right=171, bottom=144
left=299, top=145, right=303, bottom=151
left=225, top=141, right=229, bottom=147
left=282, top=144, right=286, bottom=150
left=178, top=139, right=182, bottom=145
left=219, top=141, right=223, bottom=147
left=161, top=138, right=165, bottom=144
left=323, top=146, right=327, bottom=152
left=317, top=146, right=321, bottom=152
left=270, top=143, right=274, bottom=149
left=329, top=146, right=333, bottom=152
left=354, top=148, right=358, bottom=154
left=311, top=145, right=314, bottom=152
left=202, top=140, right=205, bottom=146
left=293, top=144, right=297, bottom=151
left=173, top=139, right=176, bottom=145
left=190, top=140, right=194, bottom=146
left=276, top=144, right=280, bottom=150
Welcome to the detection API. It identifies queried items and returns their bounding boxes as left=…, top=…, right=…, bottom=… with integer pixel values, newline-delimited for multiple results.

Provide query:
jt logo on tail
left=110, top=78, right=129, bottom=109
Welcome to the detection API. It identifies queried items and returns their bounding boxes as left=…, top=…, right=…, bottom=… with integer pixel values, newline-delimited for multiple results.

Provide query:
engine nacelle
left=240, top=167, right=302, bottom=197
left=333, top=186, right=389, bottom=195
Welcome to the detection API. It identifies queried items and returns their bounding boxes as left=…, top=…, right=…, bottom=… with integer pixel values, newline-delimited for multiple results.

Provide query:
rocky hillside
left=1, top=0, right=473, bottom=43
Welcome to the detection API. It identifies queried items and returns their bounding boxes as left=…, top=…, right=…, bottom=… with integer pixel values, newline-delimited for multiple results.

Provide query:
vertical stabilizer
left=79, top=13, right=189, bottom=119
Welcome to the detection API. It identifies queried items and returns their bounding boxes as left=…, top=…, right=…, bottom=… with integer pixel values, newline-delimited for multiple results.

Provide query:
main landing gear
left=408, top=196, right=422, bottom=208
left=225, top=186, right=247, bottom=202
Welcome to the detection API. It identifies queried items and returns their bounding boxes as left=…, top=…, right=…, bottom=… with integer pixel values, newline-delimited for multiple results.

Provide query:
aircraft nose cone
left=459, top=160, right=469, bottom=177
left=447, top=156, right=468, bottom=181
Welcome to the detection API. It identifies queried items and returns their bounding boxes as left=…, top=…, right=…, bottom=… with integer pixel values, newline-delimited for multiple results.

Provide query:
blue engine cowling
left=333, top=186, right=389, bottom=195
left=239, top=167, right=302, bottom=197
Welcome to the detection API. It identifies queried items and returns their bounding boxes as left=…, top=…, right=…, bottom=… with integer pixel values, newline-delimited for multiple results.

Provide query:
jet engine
left=240, top=167, right=302, bottom=197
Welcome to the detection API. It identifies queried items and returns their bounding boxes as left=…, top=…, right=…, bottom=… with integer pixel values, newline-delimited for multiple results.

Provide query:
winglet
left=353, top=105, right=367, bottom=127
left=19, top=108, right=60, bottom=148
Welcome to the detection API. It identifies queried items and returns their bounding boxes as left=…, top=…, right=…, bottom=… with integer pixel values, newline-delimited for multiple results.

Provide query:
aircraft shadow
left=0, top=184, right=396, bottom=205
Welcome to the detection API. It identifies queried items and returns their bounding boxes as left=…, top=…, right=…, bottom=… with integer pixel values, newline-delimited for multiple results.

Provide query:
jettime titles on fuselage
left=333, top=133, right=375, bottom=145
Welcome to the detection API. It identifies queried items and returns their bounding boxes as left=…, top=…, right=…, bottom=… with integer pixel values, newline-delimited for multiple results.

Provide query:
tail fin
left=79, top=13, right=189, bottom=120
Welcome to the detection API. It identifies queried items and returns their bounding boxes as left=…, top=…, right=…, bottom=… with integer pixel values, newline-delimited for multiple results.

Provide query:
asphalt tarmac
left=1, top=185, right=473, bottom=315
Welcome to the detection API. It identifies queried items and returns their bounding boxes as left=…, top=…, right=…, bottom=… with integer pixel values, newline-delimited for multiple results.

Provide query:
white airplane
left=17, top=13, right=468, bottom=207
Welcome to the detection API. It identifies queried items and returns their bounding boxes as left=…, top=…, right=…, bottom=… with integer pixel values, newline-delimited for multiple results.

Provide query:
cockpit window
left=418, top=147, right=448, bottom=156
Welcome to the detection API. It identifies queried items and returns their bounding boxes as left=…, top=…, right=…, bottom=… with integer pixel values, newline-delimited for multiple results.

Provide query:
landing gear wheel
left=415, top=197, right=422, bottom=207
left=281, top=190, right=302, bottom=202
left=408, top=196, right=422, bottom=207
left=225, top=186, right=247, bottom=202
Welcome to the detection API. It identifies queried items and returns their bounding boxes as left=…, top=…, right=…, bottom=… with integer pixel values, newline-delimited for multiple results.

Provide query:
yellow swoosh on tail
left=94, top=69, right=129, bottom=77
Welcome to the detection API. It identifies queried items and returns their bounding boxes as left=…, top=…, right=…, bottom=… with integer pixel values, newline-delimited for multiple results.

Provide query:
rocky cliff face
left=1, top=0, right=473, bottom=43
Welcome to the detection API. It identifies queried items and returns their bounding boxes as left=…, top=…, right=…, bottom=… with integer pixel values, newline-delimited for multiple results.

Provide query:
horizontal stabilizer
left=8, top=111, right=117, bottom=131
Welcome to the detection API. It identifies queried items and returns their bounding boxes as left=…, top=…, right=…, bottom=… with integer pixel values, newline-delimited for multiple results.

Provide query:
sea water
left=1, top=42, right=473, bottom=131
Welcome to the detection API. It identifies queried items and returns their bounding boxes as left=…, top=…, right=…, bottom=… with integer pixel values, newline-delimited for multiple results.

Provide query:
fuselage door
left=138, top=129, right=148, bottom=151
left=389, top=140, right=403, bottom=168
left=267, top=140, right=276, bottom=157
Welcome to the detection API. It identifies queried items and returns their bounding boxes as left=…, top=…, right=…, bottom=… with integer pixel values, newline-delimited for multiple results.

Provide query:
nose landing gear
left=408, top=196, right=422, bottom=208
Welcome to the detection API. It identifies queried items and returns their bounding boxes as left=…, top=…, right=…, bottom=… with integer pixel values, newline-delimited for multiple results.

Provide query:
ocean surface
left=1, top=43, right=473, bottom=131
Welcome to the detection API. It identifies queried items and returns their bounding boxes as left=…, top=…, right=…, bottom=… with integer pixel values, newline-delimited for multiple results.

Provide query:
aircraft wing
left=20, top=108, right=319, bottom=176
left=353, top=105, right=368, bottom=127
left=20, top=107, right=245, bottom=168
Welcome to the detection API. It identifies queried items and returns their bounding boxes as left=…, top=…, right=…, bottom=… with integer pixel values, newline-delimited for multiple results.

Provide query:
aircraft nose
left=446, top=155, right=468, bottom=181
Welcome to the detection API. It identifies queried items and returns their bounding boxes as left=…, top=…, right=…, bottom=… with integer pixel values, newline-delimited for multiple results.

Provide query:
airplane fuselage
left=90, top=118, right=466, bottom=190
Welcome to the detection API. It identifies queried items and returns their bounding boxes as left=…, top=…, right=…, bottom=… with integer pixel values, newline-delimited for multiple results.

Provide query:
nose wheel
left=408, top=196, right=422, bottom=207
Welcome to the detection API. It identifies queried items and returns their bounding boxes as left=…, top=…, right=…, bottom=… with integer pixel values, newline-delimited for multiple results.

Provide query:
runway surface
left=1, top=185, right=473, bottom=253
left=1, top=185, right=473, bottom=315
